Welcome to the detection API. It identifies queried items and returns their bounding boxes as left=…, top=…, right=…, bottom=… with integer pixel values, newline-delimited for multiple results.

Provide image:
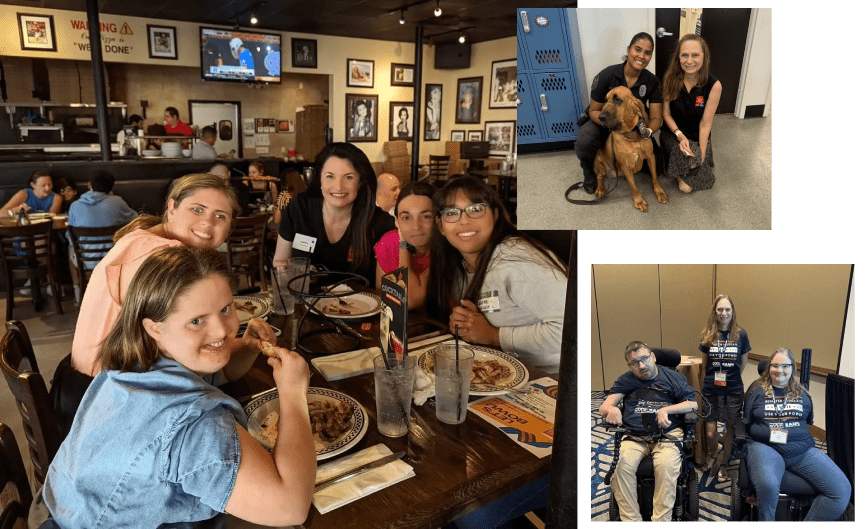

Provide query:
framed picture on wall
left=467, top=130, right=483, bottom=141
left=389, top=102, right=414, bottom=141
left=484, top=120, right=515, bottom=157
left=455, top=77, right=483, bottom=124
left=424, top=84, right=443, bottom=141
left=292, top=38, right=317, bottom=68
left=147, top=24, right=178, bottom=60
left=489, top=59, right=518, bottom=108
left=391, top=63, right=414, bottom=86
left=347, top=59, right=375, bottom=88
left=451, top=130, right=465, bottom=142
left=17, top=13, right=57, bottom=52
left=346, top=94, right=378, bottom=142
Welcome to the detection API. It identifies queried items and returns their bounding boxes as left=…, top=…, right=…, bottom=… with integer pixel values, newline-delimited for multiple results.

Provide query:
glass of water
left=434, top=345, right=474, bottom=424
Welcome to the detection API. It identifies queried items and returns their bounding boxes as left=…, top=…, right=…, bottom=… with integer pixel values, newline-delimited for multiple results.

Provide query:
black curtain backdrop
left=825, top=373, right=855, bottom=502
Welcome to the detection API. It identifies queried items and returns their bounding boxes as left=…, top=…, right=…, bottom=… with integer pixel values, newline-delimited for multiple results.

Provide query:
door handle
left=656, top=27, right=673, bottom=38
left=520, top=11, right=530, bottom=33
left=540, top=94, right=548, bottom=112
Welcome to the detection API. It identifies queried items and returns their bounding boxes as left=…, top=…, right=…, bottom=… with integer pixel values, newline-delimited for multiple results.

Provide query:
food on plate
left=309, top=400, right=354, bottom=450
left=234, top=300, right=258, bottom=316
left=321, top=300, right=361, bottom=316
left=471, top=359, right=511, bottom=386
left=259, top=411, right=279, bottom=448
left=260, top=340, right=278, bottom=358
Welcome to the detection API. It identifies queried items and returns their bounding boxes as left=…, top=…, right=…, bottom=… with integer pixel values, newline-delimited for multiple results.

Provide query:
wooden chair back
left=225, top=215, right=269, bottom=292
left=0, top=422, right=33, bottom=529
left=0, top=321, right=59, bottom=490
left=67, top=225, right=121, bottom=296
left=0, top=221, right=64, bottom=321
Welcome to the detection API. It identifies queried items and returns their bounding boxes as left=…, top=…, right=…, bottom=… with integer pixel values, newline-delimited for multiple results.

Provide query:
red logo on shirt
left=695, top=96, right=705, bottom=107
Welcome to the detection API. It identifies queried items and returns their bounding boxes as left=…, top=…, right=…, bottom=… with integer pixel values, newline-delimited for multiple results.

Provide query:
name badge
left=477, top=293, right=500, bottom=313
left=770, top=428, right=788, bottom=444
left=293, top=233, right=317, bottom=253
left=713, top=372, right=727, bottom=386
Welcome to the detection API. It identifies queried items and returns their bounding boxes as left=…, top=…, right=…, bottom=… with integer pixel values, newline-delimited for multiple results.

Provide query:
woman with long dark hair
left=744, top=348, right=850, bottom=520
left=272, top=143, right=394, bottom=283
left=427, top=176, right=567, bottom=375
left=660, top=34, right=721, bottom=192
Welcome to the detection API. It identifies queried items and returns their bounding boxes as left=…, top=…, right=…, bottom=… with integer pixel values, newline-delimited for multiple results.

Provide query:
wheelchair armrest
left=684, top=411, right=698, bottom=424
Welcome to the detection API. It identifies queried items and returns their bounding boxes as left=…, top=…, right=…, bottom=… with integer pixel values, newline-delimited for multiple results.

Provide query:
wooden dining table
left=220, top=288, right=554, bottom=529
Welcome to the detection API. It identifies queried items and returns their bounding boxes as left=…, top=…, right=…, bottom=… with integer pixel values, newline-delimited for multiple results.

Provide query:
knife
left=313, top=450, right=406, bottom=493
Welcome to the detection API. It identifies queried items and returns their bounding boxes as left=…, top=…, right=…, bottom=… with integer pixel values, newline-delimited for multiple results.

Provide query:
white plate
left=313, top=292, right=381, bottom=320
left=417, top=345, right=528, bottom=396
left=27, top=212, right=54, bottom=220
left=233, top=296, right=271, bottom=323
left=244, top=387, right=368, bottom=461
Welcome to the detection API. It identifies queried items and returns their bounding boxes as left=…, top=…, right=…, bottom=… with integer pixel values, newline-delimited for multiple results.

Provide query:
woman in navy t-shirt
left=743, top=348, right=850, bottom=520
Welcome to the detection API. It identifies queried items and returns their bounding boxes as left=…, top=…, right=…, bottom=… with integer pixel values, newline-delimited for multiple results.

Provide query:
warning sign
left=120, top=23, right=133, bottom=35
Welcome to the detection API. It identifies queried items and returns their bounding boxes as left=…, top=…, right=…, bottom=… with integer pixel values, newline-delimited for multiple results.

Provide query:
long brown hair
left=662, top=34, right=711, bottom=102
left=700, top=294, right=741, bottom=346
left=425, top=176, right=567, bottom=322
left=757, top=348, right=809, bottom=400
left=113, top=173, right=240, bottom=242
left=99, top=247, right=233, bottom=373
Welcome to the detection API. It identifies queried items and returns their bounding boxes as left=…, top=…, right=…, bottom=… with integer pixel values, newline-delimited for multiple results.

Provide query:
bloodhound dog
left=594, top=86, right=668, bottom=212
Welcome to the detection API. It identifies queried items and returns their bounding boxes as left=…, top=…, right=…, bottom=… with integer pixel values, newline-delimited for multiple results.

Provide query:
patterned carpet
left=590, top=391, right=828, bottom=521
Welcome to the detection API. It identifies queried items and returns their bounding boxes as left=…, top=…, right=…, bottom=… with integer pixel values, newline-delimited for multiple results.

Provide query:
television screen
left=200, top=27, right=281, bottom=84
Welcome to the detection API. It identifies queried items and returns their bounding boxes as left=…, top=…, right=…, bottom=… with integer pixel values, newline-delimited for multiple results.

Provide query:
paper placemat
left=311, top=334, right=453, bottom=381
left=313, top=443, right=414, bottom=514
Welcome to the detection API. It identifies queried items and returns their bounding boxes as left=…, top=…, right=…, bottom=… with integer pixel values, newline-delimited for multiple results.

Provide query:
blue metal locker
left=532, top=71, right=578, bottom=139
left=516, top=74, right=542, bottom=141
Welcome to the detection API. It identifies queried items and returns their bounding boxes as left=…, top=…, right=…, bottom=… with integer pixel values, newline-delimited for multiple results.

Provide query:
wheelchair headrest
left=650, top=347, right=681, bottom=369
left=758, top=358, right=769, bottom=376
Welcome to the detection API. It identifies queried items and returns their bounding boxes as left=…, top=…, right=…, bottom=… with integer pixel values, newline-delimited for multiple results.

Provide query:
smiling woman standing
left=698, top=294, right=750, bottom=482
left=573, top=32, right=664, bottom=194
left=272, top=143, right=395, bottom=283
left=660, top=34, right=722, bottom=192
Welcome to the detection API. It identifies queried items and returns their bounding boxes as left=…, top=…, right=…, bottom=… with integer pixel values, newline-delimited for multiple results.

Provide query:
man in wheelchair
left=599, top=341, right=698, bottom=521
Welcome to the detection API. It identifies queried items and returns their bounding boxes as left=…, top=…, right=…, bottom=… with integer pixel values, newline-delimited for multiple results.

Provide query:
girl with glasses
left=743, top=348, right=850, bottom=520
left=698, top=294, right=750, bottom=482
left=427, top=176, right=567, bottom=376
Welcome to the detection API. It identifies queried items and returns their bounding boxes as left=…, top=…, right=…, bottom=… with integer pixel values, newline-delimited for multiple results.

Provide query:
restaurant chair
left=0, top=320, right=60, bottom=490
left=0, top=422, right=34, bottom=528
left=67, top=225, right=122, bottom=298
left=225, top=215, right=269, bottom=293
left=0, top=221, right=64, bottom=321
left=428, top=155, right=451, bottom=187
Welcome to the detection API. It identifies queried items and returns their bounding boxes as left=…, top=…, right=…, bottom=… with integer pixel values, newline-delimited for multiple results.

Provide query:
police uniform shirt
left=699, top=328, right=751, bottom=396
left=663, top=73, right=719, bottom=141
left=590, top=61, right=663, bottom=109
left=609, top=366, right=695, bottom=435
left=744, top=386, right=814, bottom=459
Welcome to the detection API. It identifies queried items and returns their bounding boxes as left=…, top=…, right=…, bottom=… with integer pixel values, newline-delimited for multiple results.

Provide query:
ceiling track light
left=458, top=32, right=465, bottom=44
left=399, top=9, right=405, bottom=24
left=250, top=10, right=258, bottom=25
left=434, top=0, right=442, bottom=17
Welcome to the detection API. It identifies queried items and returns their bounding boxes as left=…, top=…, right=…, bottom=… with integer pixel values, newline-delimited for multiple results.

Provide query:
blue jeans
left=452, top=475, right=549, bottom=529
left=747, top=441, right=851, bottom=521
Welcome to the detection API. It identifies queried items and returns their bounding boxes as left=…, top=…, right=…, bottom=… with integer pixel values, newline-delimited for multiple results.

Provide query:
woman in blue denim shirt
left=35, top=247, right=316, bottom=528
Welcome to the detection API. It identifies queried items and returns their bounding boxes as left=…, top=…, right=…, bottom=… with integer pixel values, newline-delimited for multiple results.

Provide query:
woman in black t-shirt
left=660, top=34, right=722, bottom=193
left=699, top=294, right=750, bottom=482
left=273, top=143, right=394, bottom=284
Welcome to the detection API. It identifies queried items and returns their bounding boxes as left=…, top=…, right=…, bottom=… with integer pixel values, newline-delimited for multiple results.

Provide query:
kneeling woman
left=743, top=348, right=850, bottom=521
left=374, top=181, right=437, bottom=310
left=660, top=34, right=721, bottom=193
left=35, top=247, right=316, bottom=527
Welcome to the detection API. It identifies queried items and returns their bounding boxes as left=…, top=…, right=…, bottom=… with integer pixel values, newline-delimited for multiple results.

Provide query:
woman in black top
left=660, top=34, right=722, bottom=193
left=573, top=32, right=664, bottom=194
left=273, top=143, right=394, bottom=284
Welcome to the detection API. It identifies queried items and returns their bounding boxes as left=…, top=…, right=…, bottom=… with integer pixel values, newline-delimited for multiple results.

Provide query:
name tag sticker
left=478, top=294, right=500, bottom=313
left=770, top=428, right=788, bottom=444
left=713, top=372, right=727, bottom=386
left=294, top=233, right=317, bottom=253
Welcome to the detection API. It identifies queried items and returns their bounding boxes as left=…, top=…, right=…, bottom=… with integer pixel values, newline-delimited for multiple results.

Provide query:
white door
left=189, top=101, right=243, bottom=157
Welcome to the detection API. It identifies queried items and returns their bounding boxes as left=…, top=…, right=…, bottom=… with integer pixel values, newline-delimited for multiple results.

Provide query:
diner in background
left=163, top=106, right=193, bottom=136
left=273, top=142, right=395, bottom=284
left=273, top=167, right=308, bottom=231
left=191, top=125, right=219, bottom=160
left=55, top=178, right=79, bottom=213
left=374, top=181, right=436, bottom=310
left=51, top=174, right=274, bottom=443
left=426, top=176, right=567, bottom=375
left=375, top=172, right=401, bottom=216
left=0, top=169, right=62, bottom=216
left=209, top=162, right=250, bottom=216
left=33, top=247, right=315, bottom=528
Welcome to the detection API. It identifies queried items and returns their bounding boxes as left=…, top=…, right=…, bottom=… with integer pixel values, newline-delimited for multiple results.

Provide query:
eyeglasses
left=439, top=202, right=488, bottom=223
left=628, top=354, right=652, bottom=368
left=715, top=307, right=732, bottom=313
left=769, top=364, right=793, bottom=370
left=61, top=187, right=74, bottom=194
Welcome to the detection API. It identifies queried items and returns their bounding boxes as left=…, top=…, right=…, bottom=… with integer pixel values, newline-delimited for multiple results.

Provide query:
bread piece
left=261, top=340, right=278, bottom=357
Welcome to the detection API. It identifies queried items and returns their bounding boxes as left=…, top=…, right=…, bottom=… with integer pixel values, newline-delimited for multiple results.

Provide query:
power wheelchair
left=603, top=348, right=701, bottom=521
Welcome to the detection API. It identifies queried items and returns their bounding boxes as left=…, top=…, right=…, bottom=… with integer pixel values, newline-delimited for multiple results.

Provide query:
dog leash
left=565, top=131, right=619, bottom=205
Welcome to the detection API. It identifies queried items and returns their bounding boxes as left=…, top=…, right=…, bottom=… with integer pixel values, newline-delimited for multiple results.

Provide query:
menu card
left=468, top=377, right=558, bottom=458
left=380, top=268, right=408, bottom=364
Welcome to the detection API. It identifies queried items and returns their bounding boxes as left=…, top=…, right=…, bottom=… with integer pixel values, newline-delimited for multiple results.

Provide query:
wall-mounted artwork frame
left=17, top=13, right=57, bottom=52
left=147, top=24, right=178, bottom=60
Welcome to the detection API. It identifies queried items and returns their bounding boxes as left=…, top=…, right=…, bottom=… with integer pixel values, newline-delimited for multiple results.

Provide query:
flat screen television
left=200, top=27, right=281, bottom=84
